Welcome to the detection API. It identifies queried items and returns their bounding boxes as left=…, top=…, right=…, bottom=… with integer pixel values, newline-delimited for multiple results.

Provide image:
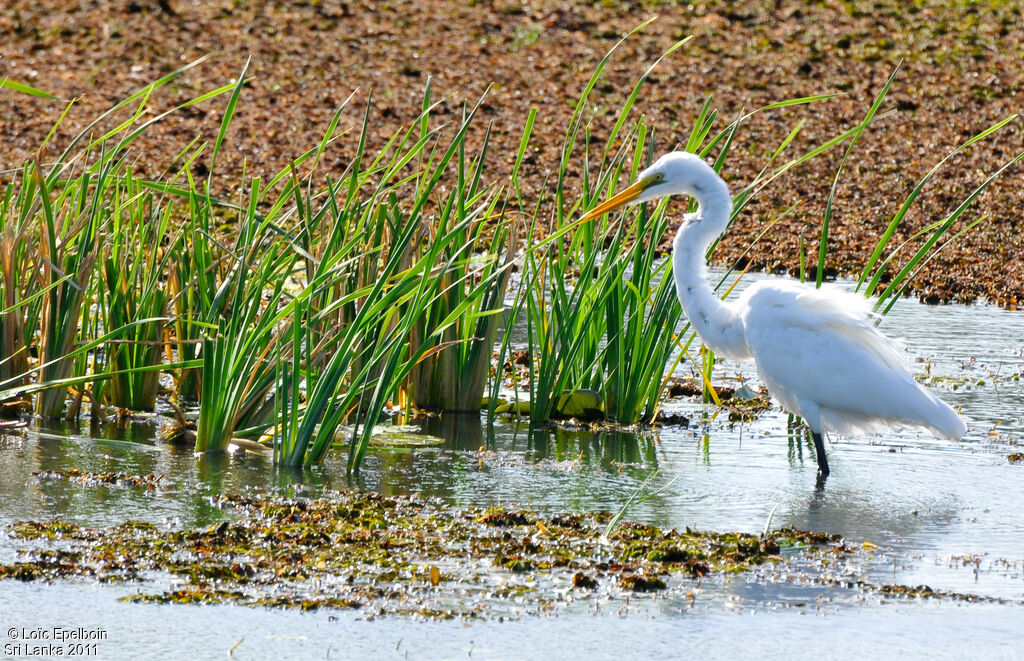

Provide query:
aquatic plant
left=165, top=197, right=216, bottom=404
left=270, top=201, right=431, bottom=468
left=34, top=164, right=103, bottom=418
left=516, top=27, right=678, bottom=423
left=97, top=171, right=174, bottom=411
left=0, top=488, right=867, bottom=617
left=192, top=184, right=298, bottom=453
left=0, top=57, right=230, bottom=417
left=267, top=83, right=517, bottom=467
left=393, top=82, right=520, bottom=414
left=403, top=152, right=521, bottom=411
left=0, top=166, right=44, bottom=409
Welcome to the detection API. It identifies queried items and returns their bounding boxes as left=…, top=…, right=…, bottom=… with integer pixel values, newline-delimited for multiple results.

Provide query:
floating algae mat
left=366, top=425, right=446, bottom=449
left=1, top=479, right=1012, bottom=619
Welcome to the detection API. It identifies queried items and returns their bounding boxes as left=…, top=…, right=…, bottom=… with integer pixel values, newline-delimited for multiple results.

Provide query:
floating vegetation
left=367, top=427, right=446, bottom=449
left=492, top=390, right=605, bottom=422
left=0, top=489, right=1012, bottom=617
left=726, top=396, right=773, bottom=423
left=873, top=583, right=994, bottom=601
left=0, top=490, right=796, bottom=616
left=666, top=379, right=717, bottom=399
left=32, top=469, right=164, bottom=490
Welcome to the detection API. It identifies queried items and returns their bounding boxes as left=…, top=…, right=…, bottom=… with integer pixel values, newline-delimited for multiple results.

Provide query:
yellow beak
left=578, top=177, right=655, bottom=223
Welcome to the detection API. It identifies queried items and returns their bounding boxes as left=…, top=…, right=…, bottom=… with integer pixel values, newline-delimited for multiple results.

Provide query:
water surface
left=1, top=276, right=1022, bottom=659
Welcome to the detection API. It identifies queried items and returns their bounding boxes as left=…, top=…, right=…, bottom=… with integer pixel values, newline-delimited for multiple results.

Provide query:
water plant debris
left=32, top=469, right=164, bottom=491
left=1, top=487, right=1013, bottom=618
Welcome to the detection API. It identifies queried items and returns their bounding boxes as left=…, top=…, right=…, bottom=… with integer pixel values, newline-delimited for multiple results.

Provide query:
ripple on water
left=0, top=279, right=1022, bottom=655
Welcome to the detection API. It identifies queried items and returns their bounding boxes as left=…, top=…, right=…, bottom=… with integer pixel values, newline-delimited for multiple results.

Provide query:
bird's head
left=579, top=151, right=726, bottom=223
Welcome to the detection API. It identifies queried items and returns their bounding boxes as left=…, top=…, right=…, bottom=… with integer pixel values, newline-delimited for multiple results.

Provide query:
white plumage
left=739, top=280, right=964, bottom=439
left=580, top=151, right=966, bottom=480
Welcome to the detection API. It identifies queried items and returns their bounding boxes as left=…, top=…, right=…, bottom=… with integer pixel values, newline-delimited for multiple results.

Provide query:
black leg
left=812, top=431, right=830, bottom=477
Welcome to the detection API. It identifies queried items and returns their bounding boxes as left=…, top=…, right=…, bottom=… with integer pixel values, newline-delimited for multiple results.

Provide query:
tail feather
left=821, top=383, right=965, bottom=440
left=916, top=387, right=966, bottom=440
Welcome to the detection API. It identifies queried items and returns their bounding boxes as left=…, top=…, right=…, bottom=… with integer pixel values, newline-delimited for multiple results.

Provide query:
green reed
left=35, top=163, right=103, bottom=418
left=0, top=167, right=45, bottom=407
left=192, top=177, right=299, bottom=453
left=97, top=170, right=175, bottom=410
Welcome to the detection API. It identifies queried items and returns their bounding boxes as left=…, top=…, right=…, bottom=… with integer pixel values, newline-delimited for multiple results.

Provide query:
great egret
left=580, top=152, right=966, bottom=480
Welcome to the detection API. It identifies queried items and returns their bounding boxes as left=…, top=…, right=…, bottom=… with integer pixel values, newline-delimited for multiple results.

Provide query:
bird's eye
left=644, top=173, right=665, bottom=188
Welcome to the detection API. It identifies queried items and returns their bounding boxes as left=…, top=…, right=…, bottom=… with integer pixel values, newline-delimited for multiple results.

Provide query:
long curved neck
left=671, top=182, right=750, bottom=361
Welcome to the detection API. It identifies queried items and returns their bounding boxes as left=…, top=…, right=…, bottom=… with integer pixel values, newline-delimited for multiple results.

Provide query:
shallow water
left=1, top=274, right=1022, bottom=659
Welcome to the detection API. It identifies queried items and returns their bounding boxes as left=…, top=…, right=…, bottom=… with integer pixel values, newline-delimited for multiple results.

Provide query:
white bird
left=579, top=151, right=966, bottom=481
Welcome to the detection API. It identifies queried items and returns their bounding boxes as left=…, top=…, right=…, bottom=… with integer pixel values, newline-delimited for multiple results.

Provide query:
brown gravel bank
left=2, top=0, right=1022, bottom=305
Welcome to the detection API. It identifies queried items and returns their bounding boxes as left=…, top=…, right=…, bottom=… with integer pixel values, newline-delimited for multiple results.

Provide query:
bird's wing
left=740, top=279, right=906, bottom=366
left=739, top=280, right=963, bottom=438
